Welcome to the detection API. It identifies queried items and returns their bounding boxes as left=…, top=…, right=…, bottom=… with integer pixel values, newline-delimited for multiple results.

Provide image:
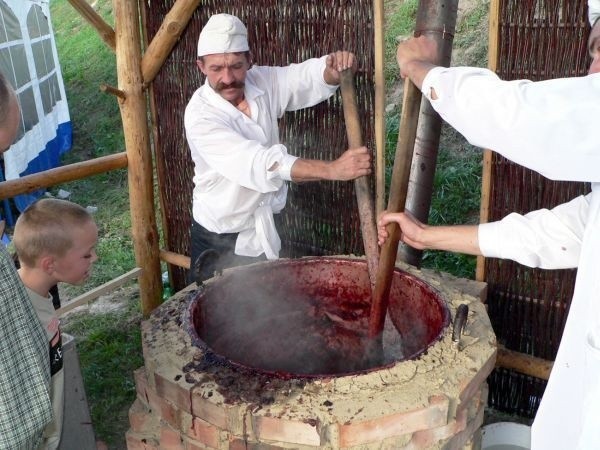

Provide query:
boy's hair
left=13, top=198, right=93, bottom=267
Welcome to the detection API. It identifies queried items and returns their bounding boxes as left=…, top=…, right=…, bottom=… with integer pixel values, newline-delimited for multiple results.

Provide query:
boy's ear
left=39, top=255, right=55, bottom=274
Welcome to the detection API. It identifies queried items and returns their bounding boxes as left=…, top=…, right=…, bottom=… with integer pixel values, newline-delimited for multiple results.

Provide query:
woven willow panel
left=485, top=0, right=591, bottom=417
left=143, top=0, right=376, bottom=290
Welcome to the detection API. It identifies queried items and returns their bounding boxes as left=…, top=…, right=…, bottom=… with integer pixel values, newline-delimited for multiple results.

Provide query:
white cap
left=590, top=0, right=600, bottom=26
left=197, top=14, right=249, bottom=57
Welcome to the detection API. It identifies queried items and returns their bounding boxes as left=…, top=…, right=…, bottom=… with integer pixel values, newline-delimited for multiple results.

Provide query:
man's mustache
left=215, top=80, right=245, bottom=91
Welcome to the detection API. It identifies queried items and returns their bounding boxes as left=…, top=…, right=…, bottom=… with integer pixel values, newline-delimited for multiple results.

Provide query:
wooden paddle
left=368, top=79, right=422, bottom=342
left=339, top=69, right=379, bottom=290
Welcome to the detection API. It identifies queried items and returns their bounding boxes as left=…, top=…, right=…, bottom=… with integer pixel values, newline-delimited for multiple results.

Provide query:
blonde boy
left=13, top=198, right=98, bottom=450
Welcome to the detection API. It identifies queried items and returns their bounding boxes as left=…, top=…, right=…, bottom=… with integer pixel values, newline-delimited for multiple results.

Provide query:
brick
left=253, top=415, right=321, bottom=447
left=228, top=439, right=287, bottom=450
left=134, top=367, right=150, bottom=405
left=129, top=399, right=157, bottom=434
left=155, top=371, right=194, bottom=414
left=146, top=383, right=162, bottom=415
left=442, top=403, right=484, bottom=450
left=126, top=430, right=159, bottom=450
left=190, top=391, right=228, bottom=429
left=160, top=423, right=185, bottom=450
left=188, top=417, right=220, bottom=448
left=184, top=434, right=219, bottom=450
left=338, top=395, right=449, bottom=448
left=408, top=408, right=467, bottom=448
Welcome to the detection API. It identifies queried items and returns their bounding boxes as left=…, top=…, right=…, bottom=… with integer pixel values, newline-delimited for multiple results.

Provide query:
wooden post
left=113, top=0, right=162, bottom=316
left=141, top=0, right=201, bottom=85
left=0, top=153, right=128, bottom=200
left=476, top=0, right=501, bottom=282
left=397, top=0, right=458, bottom=267
left=67, top=0, right=116, bottom=52
left=373, top=0, right=385, bottom=216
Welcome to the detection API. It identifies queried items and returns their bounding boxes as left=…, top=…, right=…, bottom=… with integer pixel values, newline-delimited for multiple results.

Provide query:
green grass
left=62, top=292, right=143, bottom=446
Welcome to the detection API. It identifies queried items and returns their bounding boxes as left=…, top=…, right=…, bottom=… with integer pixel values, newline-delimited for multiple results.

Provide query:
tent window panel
left=0, top=47, right=17, bottom=87
left=43, top=39, right=54, bottom=72
left=9, top=44, right=30, bottom=89
left=0, top=2, right=22, bottom=41
left=18, top=86, right=37, bottom=135
left=49, top=72, right=61, bottom=103
left=32, top=41, right=49, bottom=78
left=27, top=5, right=49, bottom=39
left=40, top=73, right=60, bottom=114
left=0, top=18, right=7, bottom=44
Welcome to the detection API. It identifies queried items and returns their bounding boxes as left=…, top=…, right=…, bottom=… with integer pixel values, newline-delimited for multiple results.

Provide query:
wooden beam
left=100, top=83, right=126, bottom=100
left=160, top=249, right=191, bottom=269
left=496, top=345, right=553, bottom=380
left=56, top=267, right=142, bottom=316
left=0, top=153, right=128, bottom=200
left=141, top=0, right=201, bottom=85
left=113, top=0, right=162, bottom=316
left=67, top=0, right=116, bottom=52
left=373, top=0, right=385, bottom=217
left=476, top=0, right=501, bottom=282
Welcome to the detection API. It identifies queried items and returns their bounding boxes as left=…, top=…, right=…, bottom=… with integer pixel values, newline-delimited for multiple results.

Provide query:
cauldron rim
left=184, top=256, right=451, bottom=380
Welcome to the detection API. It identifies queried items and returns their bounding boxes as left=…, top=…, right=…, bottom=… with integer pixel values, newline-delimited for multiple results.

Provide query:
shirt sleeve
left=422, top=67, right=600, bottom=182
left=186, top=112, right=298, bottom=191
left=268, top=56, right=339, bottom=116
left=477, top=194, right=590, bottom=269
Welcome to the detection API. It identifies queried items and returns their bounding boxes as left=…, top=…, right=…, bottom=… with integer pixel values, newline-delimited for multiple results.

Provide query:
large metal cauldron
left=186, top=256, right=450, bottom=378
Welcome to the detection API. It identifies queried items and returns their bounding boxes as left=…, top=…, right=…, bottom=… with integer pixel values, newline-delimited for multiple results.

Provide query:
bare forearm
left=418, top=224, right=481, bottom=255
left=289, top=146, right=371, bottom=183
left=290, top=159, right=333, bottom=182
left=402, top=60, right=438, bottom=93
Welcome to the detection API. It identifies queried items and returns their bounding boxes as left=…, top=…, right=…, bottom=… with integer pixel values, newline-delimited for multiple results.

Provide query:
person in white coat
left=185, top=13, right=371, bottom=281
left=378, top=3, right=600, bottom=449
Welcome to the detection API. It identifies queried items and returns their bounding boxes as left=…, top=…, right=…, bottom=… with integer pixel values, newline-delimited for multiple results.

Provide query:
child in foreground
left=13, top=198, right=98, bottom=450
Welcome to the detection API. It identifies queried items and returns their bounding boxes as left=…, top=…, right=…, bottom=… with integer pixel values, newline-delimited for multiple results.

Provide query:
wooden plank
left=56, top=267, right=142, bottom=316
left=141, top=0, right=201, bottom=85
left=476, top=0, right=501, bottom=282
left=67, top=0, right=116, bottom=52
left=496, top=345, right=553, bottom=380
left=0, top=153, right=127, bottom=200
left=159, top=249, right=191, bottom=269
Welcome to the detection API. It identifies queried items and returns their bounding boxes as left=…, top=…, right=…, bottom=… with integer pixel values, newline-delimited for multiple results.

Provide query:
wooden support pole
left=496, top=345, right=553, bottom=380
left=100, top=83, right=126, bottom=100
left=113, top=0, right=162, bottom=316
left=373, top=0, right=385, bottom=216
left=141, top=0, right=201, bottom=85
left=476, top=0, right=501, bottom=282
left=67, top=0, right=116, bottom=52
left=160, top=249, right=191, bottom=269
left=0, top=153, right=127, bottom=200
left=397, top=0, right=458, bottom=267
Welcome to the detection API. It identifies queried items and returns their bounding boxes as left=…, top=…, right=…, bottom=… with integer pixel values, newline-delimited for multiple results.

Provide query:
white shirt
left=422, top=67, right=600, bottom=450
left=184, top=56, right=338, bottom=259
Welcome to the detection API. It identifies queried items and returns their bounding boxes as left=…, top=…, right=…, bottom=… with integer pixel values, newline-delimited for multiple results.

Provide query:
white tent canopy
left=0, top=0, right=71, bottom=212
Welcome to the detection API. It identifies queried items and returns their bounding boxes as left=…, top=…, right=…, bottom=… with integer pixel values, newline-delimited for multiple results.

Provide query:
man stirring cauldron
left=185, top=13, right=371, bottom=282
left=377, top=1, right=600, bottom=448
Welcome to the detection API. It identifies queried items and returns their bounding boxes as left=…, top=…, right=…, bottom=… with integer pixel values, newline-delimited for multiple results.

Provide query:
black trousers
left=189, top=220, right=266, bottom=283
